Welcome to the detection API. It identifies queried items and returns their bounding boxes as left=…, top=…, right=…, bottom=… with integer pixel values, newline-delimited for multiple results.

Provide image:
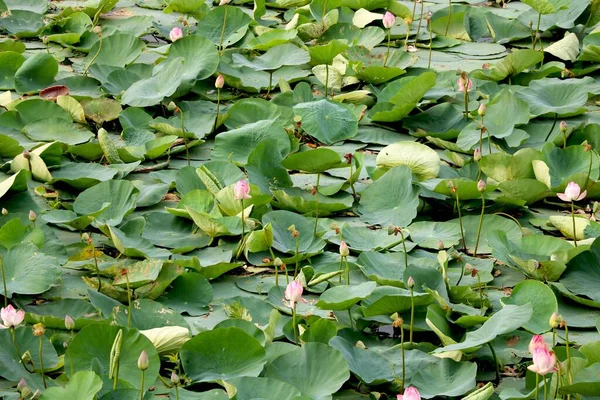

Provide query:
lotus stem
left=487, top=342, right=500, bottom=384
left=345, top=256, right=350, bottom=285
left=565, top=323, right=573, bottom=385
left=454, top=187, right=467, bottom=252
left=214, top=88, right=221, bottom=132
left=269, top=248, right=278, bottom=286
left=473, top=194, right=485, bottom=256
left=445, top=0, right=452, bottom=36
left=179, top=107, right=190, bottom=167
left=266, top=72, right=273, bottom=97
left=339, top=254, right=344, bottom=283
left=348, top=161, right=357, bottom=199
left=415, top=1, right=424, bottom=40
left=384, top=29, right=391, bottom=67
left=543, top=375, right=547, bottom=400
left=411, top=0, right=418, bottom=24
left=477, top=271, right=485, bottom=315
left=571, top=201, right=577, bottom=247
left=91, top=237, right=102, bottom=292
left=324, top=65, right=329, bottom=97
left=218, top=6, right=228, bottom=54
left=585, top=147, right=594, bottom=192
left=479, top=117, right=485, bottom=154
left=11, top=328, right=33, bottom=373
left=493, top=212, right=524, bottom=235
left=175, top=384, right=179, bottom=400
left=140, top=370, right=145, bottom=400
left=347, top=309, right=354, bottom=329
left=292, top=306, right=298, bottom=345
left=0, top=254, right=7, bottom=307
left=404, top=20, right=411, bottom=50
left=313, top=173, right=321, bottom=236
left=294, top=234, right=300, bottom=279
left=463, top=85, right=469, bottom=119
left=240, top=198, right=245, bottom=243
left=544, top=113, right=558, bottom=142
left=409, top=287, right=414, bottom=345
left=427, top=17, right=433, bottom=69
left=399, top=228, right=408, bottom=269
left=400, top=325, right=406, bottom=391
left=124, top=270, right=132, bottom=328
left=533, top=11, right=542, bottom=50
left=39, top=335, right=46, bottom=388
left=83, top=34, right=103, bottom=77
left=535, top=373, right=539, bottom=400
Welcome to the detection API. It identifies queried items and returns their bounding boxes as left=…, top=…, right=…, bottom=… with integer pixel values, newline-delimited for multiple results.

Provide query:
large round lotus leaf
left=160, top=272, right=213, bottom=316
left=317, top=281, right=376, bottom=310
left=358, top=166, right=420, bottom=228
left=560, top=237, right=600, bottom=303
left=410, top=359, right=477, bottom=398
left=180, top=327, right=267, bottom=382
left=0, top=51, right=25, bottom=90
left=0, top=325, right=59, bottom=381
left=85, top=33, right=145, bottom=68
left=64, top=324, right=160, bottom=394
left=376, top=141, right=440, bottom=181
left=224, top=98, right=282, bottom=130
left=168, top=34, right=219, bottom=81
left=264, top=342, right=350, bottom=398
left=501, top=280, right=557, bottom=334
left=121, top=57, right=185, bottom=107
left=73, top=180, right=139, bottom=226
left=262, top=210, right=326, bottom=254
left=408, top=220, right=461, bottom=249
left=196, top=6, right=251, bottom=48
left=360, top=286, right=434, bottom=317
left=226, top=377, right=302, bottom=400
left=281, top=147, right=346, bottom=173
left=329, top=336, right=395, bottom=385
left=233, top=43, right=310, bottom=71
left=14, top=52, right=58, bottom=94
left=0, top=243, right=61, bottom=296
left=39, top=371, right=102, bottom=400
left=515, top=77, right=595, bottom=117
left=293, top=100, right=358, bottom=144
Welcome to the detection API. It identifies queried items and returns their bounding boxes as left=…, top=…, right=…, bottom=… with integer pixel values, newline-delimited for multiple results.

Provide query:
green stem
left=240, top=198, right=245, bottom=245
left=473, top=194, right=485, bottom=256
left=409, top=287, right=414, bottom=345
left=400, top=325, right=405, bottom=391
left=533, top=11, right=541, bottom=50
left=411, top=0, right=418, bottom=23
left=345, top=256, right=350, bottom=285
left=92, top=240, right=102, bottom=292
left=347, top=308, right=354, bottom=329
left=313, top=173, right=321, bottom=236
left=11, top=328, right=33, bottom=373
left=39, top=336, right=46, bottom=388
left=543, top=375, right=547, bottom=400
left=463, top=84, right=469, bottom=118
left=493, top=212, right=524, bottom=235
left=349, top=162, right=357, bottom=199
left=479, top=116, right=485, bottom=153
left=175, top=384, right=179, bottom=400
left=140, top=370, right=145, bottom=400
left=455, top=188, right=467, bottom=252
left=399, top=228, right=408, bottom=268
left=585, top=148, right=594, bottom=192
left=415, top=0, right=424, bottom=41
left=384, top=29, right=391, bottom=67
left=487, top=342, right=500, bottom=384
left=571, top=201, right=577, bottom=247
left=294, top=235, right=300, bottom=279
left=266, top=72, right=273, bottom=97
left=125, top=271, right=132, bottom=329
left=269, top=247, right=278, bottom=286
left=213, top=88, right=221, bottom=132
left=0, top=254, right=7, bottom=307
left=83, top=34, right=103, bottom=76
left=565, top=324, right=572, bottom=385
left=404, top=23, right=411, bottom=50
left=444, top=0, right=452, bottom=36
left=218, top=6, right=228, bottom=54
left=536, top=373, right=539, bottom=400
left=179, top=107, right=190, bottom=167
left=487, top=128, right=492, bottom=154
left=292, top=306, right=298, bottom=345
left=477, top=272, right=484, bottom=315
left=427, top=22, right=433, bottom=69
left=544, top=113, right=558, bottom=142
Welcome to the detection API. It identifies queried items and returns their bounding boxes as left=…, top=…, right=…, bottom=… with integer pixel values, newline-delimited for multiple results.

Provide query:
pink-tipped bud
left=477, top=180, right=486, bottom=192
left=382, top=11, right=396, bottom=29
left=559, top=120, right=567, bottom=133
left=284, top=280, right=304, bottom=309
left=137, top=350, right=149, bottom=371
left=170, top=371, right=179, bottom=384
left=478, top=103, right=486, bottom=116
left=233, top=180, right=252, bottom=200
left=215, top=74, right=225, bottom=89
left=28, top=210, right=36, bottom=222
left=398, top=386, right=421, bottom=400
left=169, top=27, right=183, bottom=42
left=407, top=276, right=415, bottom=289
left=473, top=148, right=482, bottom=162
left=339, top=241, right=349, bottom=257
left=65, top=315, right=75, bottom=330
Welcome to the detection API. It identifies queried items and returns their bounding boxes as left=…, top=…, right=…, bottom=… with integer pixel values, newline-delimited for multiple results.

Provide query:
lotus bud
left=392, top=317, right=404, bottom=328
left=93, top=26, right=102, bottom=36
left=20, top=386, right=32, bottom=398
left=382, top=11, right=396, bottom=29
left=477, top=180, right=486, bottom=192
left=23, top=149, right=30, bottom=159
left=284, top=280, right=304, bottom=309
left=426, top=11, right=432, bottom=21
left=65, top=315, right=75, bottom=330
left=387, top=224, right=397, bottom=235
left=549, top=312, right=563, bottom=329
left=273, top=257, right=283, bottom=267
left=478, top=103, right=486, bottom=116
left=1, top=208, right=7, bottom=215
left=171, top=371, right=179, bottom=384
left=28, top=210, right=36, bottom=222
left=339, top=241, right=350, bottom=257
left=215, top=74, right=225, bottom=89
left=233, top=180, right=251, bottom=200
left=219, top=0, right=231, bottom=5
left=473, top=148, right=482, bottom=162
left=557, top=181, right=587, bottom=202
left=140, top=326, right=190, bottom=355
left=169, top=27, right=183, bottom=42
left=398, top=386, right=421, bottom=400
left=407, top=276, right=415, bottom=288
left=437, top=240, right=444, bottom=249
left=559, top=120, right=567, bottom=133
left=528, top=347, right=557, bottom=376
left=137, top=350, right=149, bottom=371
left=167, top=101, right=177, bottom=112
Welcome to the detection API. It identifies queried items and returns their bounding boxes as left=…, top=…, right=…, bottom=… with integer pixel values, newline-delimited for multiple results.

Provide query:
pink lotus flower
left=557, top=181, right=586, bottom=202
left=234, top=180, right=252, bottom=200
left=339, top=241, right=349, bottom=257
left=457, top=77, right=472, bottom=92
left=527, top=348, right=556, bottom=376
left=407, top=276, right=415, bottom=289
left=215, top=74, right=225, bottom=89
left=398, top=386, right=421, bottom=400
left=284, top=281, right=306, bottom=309
left=383, top=11, right=396, bottom=29
left=0, top=305, right=25, bottom=329
left=169, top=27, right=183, bottom=42
left=528, top=334, right=548, bottom=355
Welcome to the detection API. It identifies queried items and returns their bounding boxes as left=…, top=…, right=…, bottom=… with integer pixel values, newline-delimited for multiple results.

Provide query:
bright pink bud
left=65, top=315, right=75, bottom=330
left=457, top=77, right=472, bottom=92
left=527, top=348, right=556, bottom=376
left=557, top=181, right=586, bottom=202
left=407, top=276, right=415, bottom=289
left=215, top=74, right=225, bottom=89
left=477, top=179, right=486, bottom=192
left=284, top=281, right=304, bottom=309
left=28, top=210, right=36, bottom=222
left=169, top=27, right=183, bottom=42
left=397, top=386, right=421, bottom=400
left=383, top=11, right=396, bottom=29
left=0, top=305, right=25, bottom=328
left=233, top=180, right=252, bottom=200
left=339, top=241, right=349, bottom=257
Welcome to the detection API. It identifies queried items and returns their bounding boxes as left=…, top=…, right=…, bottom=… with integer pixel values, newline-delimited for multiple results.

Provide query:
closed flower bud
left=17, top=378, right=27, bottom=392
left=273, top=257, right=283, bottom=267
left=169, top=27, right=183, bottom=42
left=477, top=180, right=486, bottom=192
left=137, top=350, right=149, bottom=371
left=1, top=208, right=6, bottom=215
left=171, top=371, right=179, bottom=384
left=559, top=120, right=567, bottom=133
left=382, top=11, right=396, bottom=29
left=65, top=315, right=75, bottom=330
left=478, top=103, right=486, bottom=116
left=549, top=312, right=563, bottom=329
left=339, top=241, right=350, bottom=257
left=32, top=323, right=45, bottom=337
left=473, top=148, right=482, bottom=162
left=215, top=74, right=225, bottom=89
left=407, top=276, right=415, bottom=288
left=28, top=210, right=36, bottom=222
